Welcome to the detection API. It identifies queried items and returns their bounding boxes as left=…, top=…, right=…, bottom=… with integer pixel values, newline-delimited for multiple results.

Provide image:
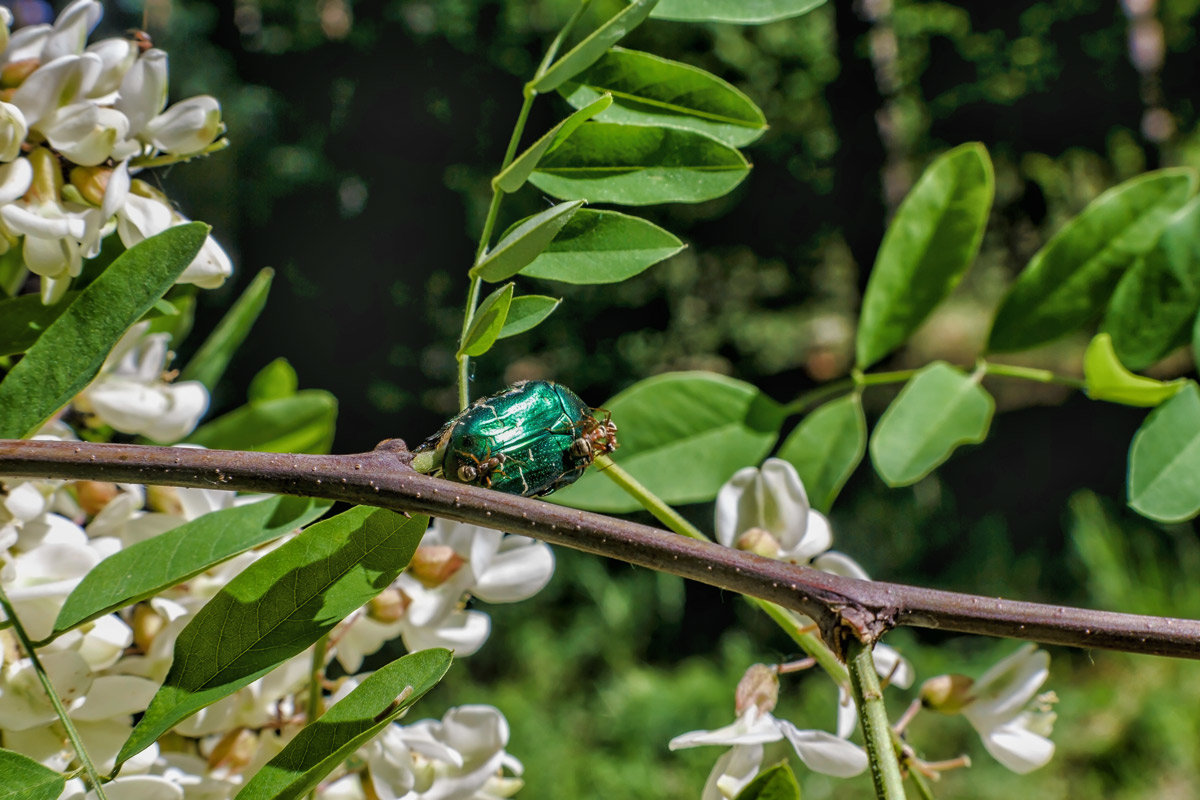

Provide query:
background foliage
left=42, top=0, right=1200, bottom=795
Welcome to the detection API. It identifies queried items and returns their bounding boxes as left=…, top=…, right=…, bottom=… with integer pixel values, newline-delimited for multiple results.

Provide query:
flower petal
left=776, top=720, right=869, bottom=778
left=981, top=720, right=1055, bottom=774
left=471, top=537, right=554, bottom=604
left=703, top=744, right=763, bottom=800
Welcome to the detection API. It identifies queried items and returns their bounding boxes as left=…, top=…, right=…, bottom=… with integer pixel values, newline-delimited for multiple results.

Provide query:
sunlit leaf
left=735, top=761, right=801, bottom=800
left=551, top=372, right=784, bottom=512
left=186, top=391, right=337, bottom=454
left=459, top=283, right=515, bottom=357
left=530, top=0, right=660, bottom=93
left=775, top=392, right=866, bottom=512
left=856, top=143, right=994, bottom=369
left=560, top=47, right=766, bottom=147
left=118, top=507, right=428, bottom=766
left=178, top=267, right=274, bottom=391
left=470, top=200, right=585, bottom=282
left=988, top=169, right=1197, bottom=352
left=1083, top=333, right=1185, bottom=407
left=869, top=362, right=994, bottom=486
left=0, top=292, right=77, bottom=356
left=1103, top=197, right=1200, bottom=370
left=529, top=122, right=750, bottom=206
left=497, top=295, right=561, bottom=338
left=517, top=209, right=683, bottom=284
left=234, top=649, right=453, bottom=800
left=0, top=223, right=208, bottom=439
left=248, top=357, right=299, bottom=403
left=652, top=0, right=826, bottom=23
left=1128, top=382, right=1200, bottom=522
left=494, top=95, right=613, bottom=193
left=0, top=748, right=64, bottom=800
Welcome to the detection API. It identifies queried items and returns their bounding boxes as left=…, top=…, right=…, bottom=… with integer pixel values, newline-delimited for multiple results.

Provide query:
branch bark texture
left=1, top=438, right=1198, bottom=660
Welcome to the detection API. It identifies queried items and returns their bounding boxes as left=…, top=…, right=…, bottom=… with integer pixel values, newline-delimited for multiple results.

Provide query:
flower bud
left=409, top=545, right=465, bottom=587
left=145, top=484, right=183, bottom=515
left=734, top=663, right=779, bottom=715
left=920, top=673, right=975, bottom=714
left=69, top=164, right=111, bottom=205
left=1, top=59, right=40, bottom=89
left=207, top=726, right=257, bottom=772
left=734, top=527, right=781, bottom=558
left=74, top=480, right=118, bottom=515
left=368, top=588, right=409, bottom=623
left=144, top=94, right=222, bottom=155
left=132, top=602, right=165, bottom=652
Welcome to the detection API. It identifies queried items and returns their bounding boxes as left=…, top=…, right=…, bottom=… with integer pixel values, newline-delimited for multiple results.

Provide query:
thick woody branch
left=1, top=438, right=1198, bottom=660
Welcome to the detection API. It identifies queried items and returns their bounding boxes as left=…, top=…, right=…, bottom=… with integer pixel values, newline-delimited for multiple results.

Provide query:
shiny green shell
left=421, top=381, right=595, bottom=497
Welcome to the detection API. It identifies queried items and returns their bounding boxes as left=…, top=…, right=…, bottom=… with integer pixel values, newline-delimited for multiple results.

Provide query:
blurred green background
left=28, top=0, right=1200, bottom=795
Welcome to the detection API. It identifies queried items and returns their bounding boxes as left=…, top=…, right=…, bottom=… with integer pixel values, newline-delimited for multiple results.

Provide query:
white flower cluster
left=0, top=0, right=230, bottom=304
left=1, top=427, right=536, bottom=799
left=675, top=459, right=1057, bottom=795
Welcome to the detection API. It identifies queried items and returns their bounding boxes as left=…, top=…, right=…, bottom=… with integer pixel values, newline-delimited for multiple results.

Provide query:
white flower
left=670, top=705, right=867, bottom=783
left=40, top=100, right=129, bottom=165
left=715, top=458, right=831, bottom=561
left=0, top=101, right=28, bottom=161
left=387, top=705, right=523, bottom=800
left=75, top=321, right=208, bottom=442
left=114, top=48, right=167, bottom=141
left=117, top=185, right=233, bottom=289
left=959, top=644, right=1056, bottom=773
left=144, top=95, right=222, bottom=155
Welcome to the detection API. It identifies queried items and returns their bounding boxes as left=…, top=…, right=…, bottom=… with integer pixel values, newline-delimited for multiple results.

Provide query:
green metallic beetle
left=416, top=380, right=617, bottom=497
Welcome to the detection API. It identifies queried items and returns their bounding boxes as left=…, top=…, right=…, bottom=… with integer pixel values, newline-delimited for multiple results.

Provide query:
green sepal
left=1083, top=333, right=1186, bottom=407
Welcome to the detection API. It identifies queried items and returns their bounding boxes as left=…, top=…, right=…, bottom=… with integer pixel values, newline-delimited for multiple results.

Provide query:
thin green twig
left=0, top=586, right=109, bottom=799
left=594, top=455, right=707, bottom=541
left=848, top=639, right=907, bottom=800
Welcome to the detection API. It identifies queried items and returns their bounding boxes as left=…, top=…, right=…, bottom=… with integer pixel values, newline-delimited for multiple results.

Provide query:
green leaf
left=735, top=762, right=801, bottom=800
left=0, top=223, right=208, bottom=439
left=529, top=122, right=750, bottom=206
left=775, top=393, right=866, bottom=513
left=458, top=283, right=515, bottom=357
left=0, top=291, right=76, bottom=356
left=869, top=362, right=994, bottom=486
left=517, top=209, right=684, bottom=284
left=248, top=357, right=299, bottom=403
left=988, top=169, right=1198, bottom=353
left=185, top=391, right=337, bottom=454
left=530, top=0, right=660, bottom=93
left=234, top=649, right=453, bottom=800
left=1083, top=333, right=1186, bottom=407
left=1103, top=197, right=1200, bottom=370
left=559, top=47, right=767, bottom=147
left=470, top=200, right=585, bottom=282
left=856, top=143, right=994, bottom=369
left=494, top=95, right=613, bottom=193
left=652, top=0, right=826, bottom=23
left=1128, top=382, right=1200, bottom=522
left=118, top=507, right=428, bottom=766
left=497, top=295, right=561, bottom=339
left=54, top=496, right=332, bottom=634
left=0, top=748, right=64, bottom=800
left=551, top=372, right=785, bottom=512
left=178, top=268, right=274, bottom=390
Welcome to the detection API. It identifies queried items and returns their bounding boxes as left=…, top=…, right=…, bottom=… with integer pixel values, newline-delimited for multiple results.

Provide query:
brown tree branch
left=1, top=438, right=1198, bottom=660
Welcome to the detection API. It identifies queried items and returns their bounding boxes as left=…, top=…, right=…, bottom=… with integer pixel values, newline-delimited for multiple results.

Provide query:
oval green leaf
left=494, top=95, right=613, bottom=193
left=559, top=47, right=767, bottom=147
left=856, top=143, right=994, bottom=369
left=54, top=496, right=332, bottom=635
left=0, top=748, right=64, bottom=800
left=470, top=200, right=585, bottom=282
left=529, top=122, right=750, bottom=206
left=0, top=291, right=76, bottom=356
left=0, top=223, right=208, bottom=439
left=652, top=0, right=826, bottom=23
left=775, top=392, right=866, bottom=513
left=186, top=390, right=338, bottom=454
left=551, top=372, right=785, bottom=512
left=1103, top=197, right=1200, bottom=370
left=178, top=267, right=274, bottom=391
left=517, top=209, right=683, bottom=284
left=497, top=294, right=561, bottom=339
left=118, top=507, right=429, bottom=766
left=1128, top=381, right=1200, bottom=522
left=869, top=362, right=994, bottom=486
left=1083, top=333, right=1185, bottom=407
left=988, top=169, right=1198, bottom=353
left=234, top=648, right=452, bottom=800
left=248, top=357, right=299, bottom=403
left=458, top=282, right=515, bottom=357
left=530, top=0, right=660, bottom=93
left=735, top=761, right=801, bottom=800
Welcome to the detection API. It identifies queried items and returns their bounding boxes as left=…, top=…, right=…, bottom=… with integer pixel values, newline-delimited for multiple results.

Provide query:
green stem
left=781, top=378, right=856, bottom=416
left=751, top=598, right=847, bottom=683
left=983, top=360, right=1085, bottom=389
left=847, top=639, right=907, bottom=800
left=129, top=138, right=230, bottom=169
left=855, top=368, right=921, bottom=387
left=906, top=765, right=935, bottom=800
left=595, top=455, right=708, bottom=541
left=0, top=586, right=108, bottom=799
